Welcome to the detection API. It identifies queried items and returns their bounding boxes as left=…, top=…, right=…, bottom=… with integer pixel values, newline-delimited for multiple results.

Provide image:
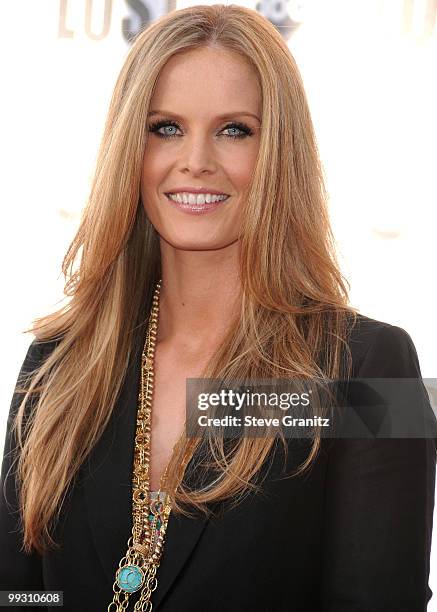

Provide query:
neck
left=156, top=240, right=242, bottom=352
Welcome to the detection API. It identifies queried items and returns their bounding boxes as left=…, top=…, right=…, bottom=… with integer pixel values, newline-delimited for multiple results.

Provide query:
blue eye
left=148, top=120, right=180, bottom=139
left=148, top=119, right=254, bottom=140
left=221, top=123, right=253, bottom=138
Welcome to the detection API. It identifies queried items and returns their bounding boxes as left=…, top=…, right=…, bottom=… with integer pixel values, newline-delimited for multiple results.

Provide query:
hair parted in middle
left=13, top=4, right=358, bottom=555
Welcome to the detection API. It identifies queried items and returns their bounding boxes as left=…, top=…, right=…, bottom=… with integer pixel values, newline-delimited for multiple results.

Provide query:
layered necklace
left=108, top=280, right=186, bottom=611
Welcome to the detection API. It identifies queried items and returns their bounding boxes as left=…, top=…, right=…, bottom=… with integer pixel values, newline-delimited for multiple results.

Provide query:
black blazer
left=1, top=314, right=436, bottom=611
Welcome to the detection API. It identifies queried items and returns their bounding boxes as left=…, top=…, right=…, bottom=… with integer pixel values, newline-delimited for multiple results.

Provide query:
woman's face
left=141, top=46, right=262, bottom=251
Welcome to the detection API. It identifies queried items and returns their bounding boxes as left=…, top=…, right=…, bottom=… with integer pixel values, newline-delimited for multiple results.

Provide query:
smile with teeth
left=166, top=192, right=229, bottom=205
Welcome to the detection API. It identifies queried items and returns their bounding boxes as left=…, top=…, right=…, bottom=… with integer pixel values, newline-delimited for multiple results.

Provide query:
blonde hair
left=12, top=3, right=358, bottom=554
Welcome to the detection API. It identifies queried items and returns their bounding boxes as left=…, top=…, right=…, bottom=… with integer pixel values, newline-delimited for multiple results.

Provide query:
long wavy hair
left=11, top=4, right=358, bottom=554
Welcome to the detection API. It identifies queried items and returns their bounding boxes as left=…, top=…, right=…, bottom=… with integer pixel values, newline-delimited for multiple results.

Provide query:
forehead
left=150, top=47, right=261, bottom=117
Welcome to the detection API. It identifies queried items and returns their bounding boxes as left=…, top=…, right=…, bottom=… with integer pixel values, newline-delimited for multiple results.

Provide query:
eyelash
left=148, top=119, right=254, bottom=140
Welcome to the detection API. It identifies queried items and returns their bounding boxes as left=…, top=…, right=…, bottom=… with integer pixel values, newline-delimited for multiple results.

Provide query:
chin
left=159, top=232, right=237, bottom=252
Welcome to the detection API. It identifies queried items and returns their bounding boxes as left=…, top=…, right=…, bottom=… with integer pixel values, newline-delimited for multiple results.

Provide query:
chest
left=146, top=351, right=208, bottom=490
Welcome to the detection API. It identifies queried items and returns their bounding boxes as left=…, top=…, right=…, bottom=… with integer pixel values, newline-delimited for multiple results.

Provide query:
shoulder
left=345, top=313, right=422, bottom=378
left=16, top=337, right=63, bottom=385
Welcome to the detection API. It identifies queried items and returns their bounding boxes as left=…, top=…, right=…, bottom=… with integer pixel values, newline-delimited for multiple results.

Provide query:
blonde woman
left=0, top=5, right=435, bottom=611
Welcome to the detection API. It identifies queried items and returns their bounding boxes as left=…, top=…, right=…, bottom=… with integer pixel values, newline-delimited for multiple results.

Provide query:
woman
left=0, top=4, right=435, bottom=611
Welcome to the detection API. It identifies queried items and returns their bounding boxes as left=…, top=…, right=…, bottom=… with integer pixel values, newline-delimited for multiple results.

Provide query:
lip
left=164, top=186, right=230, bottom=196
left=164, top=193, right=230, bottom=215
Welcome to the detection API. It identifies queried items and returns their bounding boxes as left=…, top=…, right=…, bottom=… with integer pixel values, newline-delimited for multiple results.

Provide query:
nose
left=178, top=133, right=217, bottom=175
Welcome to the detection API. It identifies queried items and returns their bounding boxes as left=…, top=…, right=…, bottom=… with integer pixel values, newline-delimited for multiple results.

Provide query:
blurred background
left=0, top=0, right=436, bottom=601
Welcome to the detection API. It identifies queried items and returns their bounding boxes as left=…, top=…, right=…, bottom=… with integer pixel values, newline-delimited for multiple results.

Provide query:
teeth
left=167, top=192, right=229, bottom=205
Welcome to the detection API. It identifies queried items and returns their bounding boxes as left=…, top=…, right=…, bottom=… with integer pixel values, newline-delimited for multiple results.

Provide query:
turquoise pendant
left=116, top=564, right=145, bottom=593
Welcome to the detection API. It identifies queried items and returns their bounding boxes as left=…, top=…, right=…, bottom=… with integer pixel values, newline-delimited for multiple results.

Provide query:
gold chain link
left=108, top=280, right=186, bottom=611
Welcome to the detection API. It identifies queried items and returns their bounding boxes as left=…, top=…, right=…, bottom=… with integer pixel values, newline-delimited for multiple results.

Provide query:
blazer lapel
left=151, top=506, right=210, bottom=609
left=82, top=323, right=211, bottom=608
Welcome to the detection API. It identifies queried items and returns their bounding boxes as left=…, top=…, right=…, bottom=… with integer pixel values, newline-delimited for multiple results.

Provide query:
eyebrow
left=148, top=109, right=261, bottom=122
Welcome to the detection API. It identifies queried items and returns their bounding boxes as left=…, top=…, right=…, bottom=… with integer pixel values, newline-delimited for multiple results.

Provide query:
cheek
left=225, top=147, right=258, bottom=189
left=141, top=149, right=167, bottom=191
left=226, top=163, right=254, bottom=191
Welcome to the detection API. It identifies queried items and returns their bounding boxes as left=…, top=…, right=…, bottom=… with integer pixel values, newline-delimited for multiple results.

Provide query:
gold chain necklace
left=108, top=280, right=186, bottom=611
